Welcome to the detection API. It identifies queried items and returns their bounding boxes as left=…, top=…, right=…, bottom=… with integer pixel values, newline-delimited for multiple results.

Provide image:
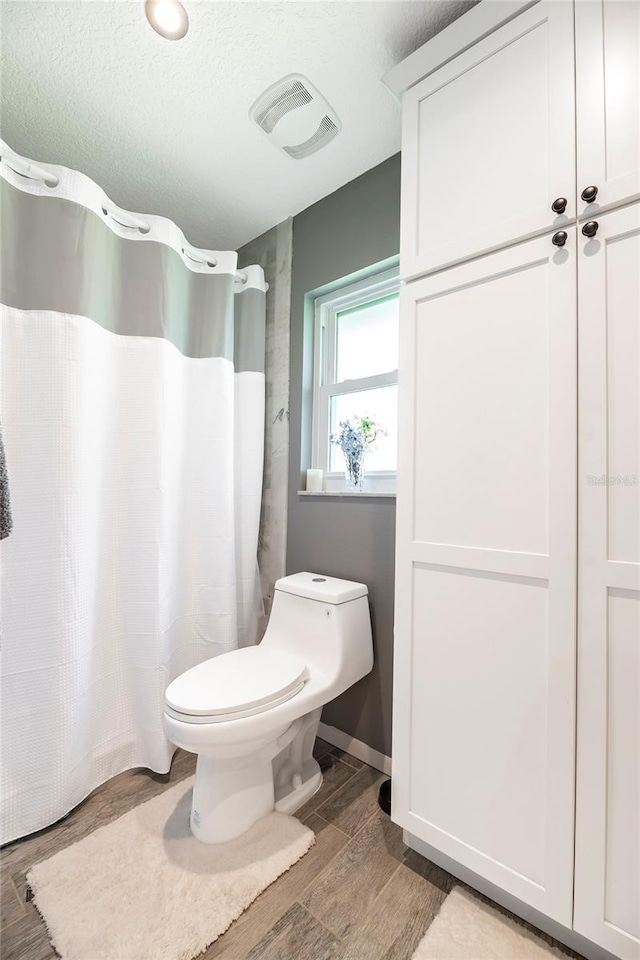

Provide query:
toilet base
left=191, top=754, right=275, bottom=844
left=187, top=709, right=324, bottom=844
left=190, top=755, right=323, bottom=844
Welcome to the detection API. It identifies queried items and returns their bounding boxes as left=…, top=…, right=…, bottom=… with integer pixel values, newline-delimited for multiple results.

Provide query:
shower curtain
left=0, top=144, right=266, bottom=844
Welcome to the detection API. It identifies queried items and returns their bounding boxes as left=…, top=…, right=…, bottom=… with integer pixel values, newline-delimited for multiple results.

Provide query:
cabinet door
left=574, top=203, right=640, bottom=960
left=393, top=231, right=577, bottom=924
left=575, top=0, right=640, bottom=219
left=400, top=1, right=575, bottom=280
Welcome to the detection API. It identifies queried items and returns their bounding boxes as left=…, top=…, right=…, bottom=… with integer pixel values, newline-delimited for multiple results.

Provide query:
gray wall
left=238, top=220, right=293, bottom=624
left=287, top=154, right=401, bottom=758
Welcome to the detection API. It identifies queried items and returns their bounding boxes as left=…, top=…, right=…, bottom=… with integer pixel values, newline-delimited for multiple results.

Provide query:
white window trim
left=311, top=266, right=400, bottom=493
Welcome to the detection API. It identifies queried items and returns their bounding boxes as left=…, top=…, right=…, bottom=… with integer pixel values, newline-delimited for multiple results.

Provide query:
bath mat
left=27, top=776, right=315, bottom=960
left=413, top=886, right=568, bottom=959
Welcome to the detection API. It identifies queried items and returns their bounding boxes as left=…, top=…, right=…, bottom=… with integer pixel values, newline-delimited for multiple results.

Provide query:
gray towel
left=0, top=424, right=12, bottom=540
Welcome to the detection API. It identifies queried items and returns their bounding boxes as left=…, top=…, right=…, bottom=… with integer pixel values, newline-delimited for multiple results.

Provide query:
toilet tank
left=262, top=573, right=373, bottom=695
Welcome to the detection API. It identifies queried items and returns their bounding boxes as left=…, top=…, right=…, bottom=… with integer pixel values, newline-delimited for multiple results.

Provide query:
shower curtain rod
left=0, top=148, right=254, bottom=286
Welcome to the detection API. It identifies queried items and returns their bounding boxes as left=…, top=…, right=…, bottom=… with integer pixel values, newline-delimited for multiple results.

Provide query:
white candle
left=306, top=469, right=324, bottom=492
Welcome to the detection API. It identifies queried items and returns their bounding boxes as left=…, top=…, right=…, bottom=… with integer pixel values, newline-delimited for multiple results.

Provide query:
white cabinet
left=574, top=202, right=640, bottom=960
left=398, top=0, right=640, bottom=279
left=391, top=2, right=640, bottom=957
left=400, top=1, right=576, bottom=279
left=393, top=231, right=577, bottom=924
left=575, top=0, right=640, bottom=219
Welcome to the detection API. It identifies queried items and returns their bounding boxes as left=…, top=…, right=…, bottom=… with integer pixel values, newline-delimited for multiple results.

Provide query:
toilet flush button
left=312, top=577, right=326, bottom=582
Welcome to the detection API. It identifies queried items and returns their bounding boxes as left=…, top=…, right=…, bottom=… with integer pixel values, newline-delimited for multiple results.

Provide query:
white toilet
left=163, top=572, right=373, bottom=843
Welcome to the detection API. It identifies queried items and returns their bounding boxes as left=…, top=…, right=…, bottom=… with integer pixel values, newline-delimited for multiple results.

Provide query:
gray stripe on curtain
left=234, top=287, right=266, bottom=374
left=0, top=179, right=265, bottom=372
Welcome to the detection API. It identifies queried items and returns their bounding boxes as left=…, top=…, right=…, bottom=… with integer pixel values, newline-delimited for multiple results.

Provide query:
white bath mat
left=413, top=886, right=568, bottom=959
left=27, top=776, right=315, bottom=960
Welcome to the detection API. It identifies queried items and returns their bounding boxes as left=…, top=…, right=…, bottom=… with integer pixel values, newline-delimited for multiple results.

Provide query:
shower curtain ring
left=1, top=153, right=59, bottom=188
left=101, top=204, right=151, bottom=234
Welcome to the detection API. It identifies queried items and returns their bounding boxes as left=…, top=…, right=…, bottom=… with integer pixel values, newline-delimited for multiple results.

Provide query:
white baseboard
left=318, top=722, right=392, bottom=776
left=404, top=831, right=620, bottom=960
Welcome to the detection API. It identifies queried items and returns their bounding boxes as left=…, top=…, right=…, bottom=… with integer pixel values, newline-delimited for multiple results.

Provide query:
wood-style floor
left=1, top=740, right=586, bottom=960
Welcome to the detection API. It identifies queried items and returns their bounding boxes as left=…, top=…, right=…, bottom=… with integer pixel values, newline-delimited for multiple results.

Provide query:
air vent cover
left=249, top=74, right=341, bottom=160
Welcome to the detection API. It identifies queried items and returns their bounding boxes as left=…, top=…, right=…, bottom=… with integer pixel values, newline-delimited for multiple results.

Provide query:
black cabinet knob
left=552, top=197, right=568, bottom=214
left=581, top=185, right=598, bottom=203
left=582, top=221, right=599, bottom=238
left=552, top=230, right=568, bottom=247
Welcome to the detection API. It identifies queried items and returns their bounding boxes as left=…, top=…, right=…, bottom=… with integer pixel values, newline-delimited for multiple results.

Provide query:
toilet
left=163, top=572, right=373, bottom=843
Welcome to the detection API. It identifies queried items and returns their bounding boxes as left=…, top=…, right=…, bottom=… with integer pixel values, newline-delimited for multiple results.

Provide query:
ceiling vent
left=249, top=74, right=341, bottom=160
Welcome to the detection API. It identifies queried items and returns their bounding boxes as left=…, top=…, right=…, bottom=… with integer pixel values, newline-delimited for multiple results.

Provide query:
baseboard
left=317, top=722, right=392, bottom=776
left=404, top=831, right=620, bottom=960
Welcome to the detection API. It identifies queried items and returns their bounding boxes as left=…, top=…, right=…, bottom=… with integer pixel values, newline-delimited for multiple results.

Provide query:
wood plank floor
left=1, top=740, right=586, bottom=960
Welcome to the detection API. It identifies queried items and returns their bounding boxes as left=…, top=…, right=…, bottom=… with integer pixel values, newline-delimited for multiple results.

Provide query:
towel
left=0, top=424, right=12, bottom=539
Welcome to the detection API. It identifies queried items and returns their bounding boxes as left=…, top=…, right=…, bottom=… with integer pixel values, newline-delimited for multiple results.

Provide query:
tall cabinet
left=388, top=2, right=639, bottom=958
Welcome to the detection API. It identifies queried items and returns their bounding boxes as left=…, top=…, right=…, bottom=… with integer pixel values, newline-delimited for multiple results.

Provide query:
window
left=312, top=266, right=400, bottom=493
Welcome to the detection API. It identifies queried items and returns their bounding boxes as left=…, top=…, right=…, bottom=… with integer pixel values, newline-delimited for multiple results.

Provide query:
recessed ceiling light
left=145, top=0, right=189, bottom=40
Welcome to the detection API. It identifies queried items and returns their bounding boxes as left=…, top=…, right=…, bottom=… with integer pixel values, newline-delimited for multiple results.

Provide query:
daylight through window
left=312, top=266, right=399, bottom=492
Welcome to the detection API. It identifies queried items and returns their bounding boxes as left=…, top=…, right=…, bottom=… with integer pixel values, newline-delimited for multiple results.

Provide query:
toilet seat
left=164, top=646, right=308, bottom=724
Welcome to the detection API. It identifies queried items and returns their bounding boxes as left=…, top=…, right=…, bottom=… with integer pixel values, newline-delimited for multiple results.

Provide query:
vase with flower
left=330, top=416, right=385, bottom=492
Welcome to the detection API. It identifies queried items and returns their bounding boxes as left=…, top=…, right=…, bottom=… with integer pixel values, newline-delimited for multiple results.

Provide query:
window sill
left=297, top=490, right=396, bottom=498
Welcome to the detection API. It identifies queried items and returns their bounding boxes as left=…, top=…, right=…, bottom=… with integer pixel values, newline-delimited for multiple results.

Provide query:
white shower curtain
left=0, top=144, right=266, bottom=844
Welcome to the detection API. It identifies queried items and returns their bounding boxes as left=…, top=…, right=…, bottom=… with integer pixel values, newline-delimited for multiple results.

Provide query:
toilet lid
left=165, top=647, right=308, bottom=721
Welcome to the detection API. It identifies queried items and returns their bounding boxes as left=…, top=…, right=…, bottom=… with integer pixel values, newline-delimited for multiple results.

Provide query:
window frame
left=311, top=266, right=400, bottom=493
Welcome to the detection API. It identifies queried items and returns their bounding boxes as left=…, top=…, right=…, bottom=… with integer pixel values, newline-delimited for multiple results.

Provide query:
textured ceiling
left=0, top=0, right=473, bottom=250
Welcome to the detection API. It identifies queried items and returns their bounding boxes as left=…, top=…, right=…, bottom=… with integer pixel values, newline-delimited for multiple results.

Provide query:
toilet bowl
left=163, top=572, right=373, bottom=843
